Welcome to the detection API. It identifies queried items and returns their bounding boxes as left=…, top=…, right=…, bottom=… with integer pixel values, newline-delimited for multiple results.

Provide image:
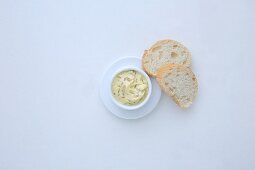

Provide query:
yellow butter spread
left=111, top=70, right=148, bottom=106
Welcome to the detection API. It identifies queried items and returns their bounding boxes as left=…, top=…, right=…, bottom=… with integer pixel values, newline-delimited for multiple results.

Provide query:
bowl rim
left=109, top=66, right=152, bottom=110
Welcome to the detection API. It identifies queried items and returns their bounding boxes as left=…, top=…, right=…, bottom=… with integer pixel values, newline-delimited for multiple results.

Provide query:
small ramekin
left=109, top=67, right=152, bottom=110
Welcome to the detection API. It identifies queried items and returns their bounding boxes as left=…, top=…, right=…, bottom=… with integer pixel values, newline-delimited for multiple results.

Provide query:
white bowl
left=109, top=66, right=152, bottom=110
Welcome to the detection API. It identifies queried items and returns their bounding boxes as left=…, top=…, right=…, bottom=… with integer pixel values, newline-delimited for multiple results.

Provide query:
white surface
left=99, top=56, right=161, bottom=119
left=0, top=0, right=255, bottom=169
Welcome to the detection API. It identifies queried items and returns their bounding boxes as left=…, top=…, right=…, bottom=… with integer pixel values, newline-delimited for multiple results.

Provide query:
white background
left=0, top=0, right=255, bottom=169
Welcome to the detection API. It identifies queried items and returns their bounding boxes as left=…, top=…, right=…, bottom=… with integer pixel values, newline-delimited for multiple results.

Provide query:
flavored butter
left=111, top=70, right=149, bottom=106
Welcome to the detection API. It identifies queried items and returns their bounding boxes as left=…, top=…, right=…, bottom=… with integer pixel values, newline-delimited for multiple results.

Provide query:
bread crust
left=142, top=50, right=155, bottom=76
left=142, top=39, right=192, bottom=77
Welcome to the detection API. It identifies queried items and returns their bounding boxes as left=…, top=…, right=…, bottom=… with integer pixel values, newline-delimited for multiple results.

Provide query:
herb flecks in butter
left=112, top=70, right=148, bottom=106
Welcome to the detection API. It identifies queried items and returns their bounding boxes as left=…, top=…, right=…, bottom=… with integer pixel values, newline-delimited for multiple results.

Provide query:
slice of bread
left=156, top=64, right=198, bottom=108
left=142, top=40, right=192, bottom=77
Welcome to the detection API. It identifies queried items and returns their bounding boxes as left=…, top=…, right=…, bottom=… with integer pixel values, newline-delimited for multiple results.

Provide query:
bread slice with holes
left=156, top=64, right=198, bottom=108
left=142, top=39, right=192, bottom=77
